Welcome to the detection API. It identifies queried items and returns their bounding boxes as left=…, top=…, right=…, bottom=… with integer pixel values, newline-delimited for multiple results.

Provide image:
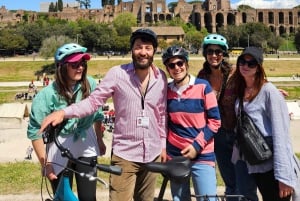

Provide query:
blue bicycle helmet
left=55, top=43, right=88, bottom=63
left=130, top=28, right=158, bottom=49
left=202, top=34, right=229, bottom=52
left=162, top=46, right=189, bottom=64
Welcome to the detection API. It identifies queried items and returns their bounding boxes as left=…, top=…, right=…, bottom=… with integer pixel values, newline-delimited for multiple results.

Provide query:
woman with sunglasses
left=197, top=34, right=259, bottom=201
left=233, top=46, right=300, bottom=201
left=27, top=43, right=106, bottom=201
left=162, top=45, right=221, bottom=200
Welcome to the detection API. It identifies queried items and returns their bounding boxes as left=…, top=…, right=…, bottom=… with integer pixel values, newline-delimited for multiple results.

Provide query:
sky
left=0, top=0, right=300, bottom=11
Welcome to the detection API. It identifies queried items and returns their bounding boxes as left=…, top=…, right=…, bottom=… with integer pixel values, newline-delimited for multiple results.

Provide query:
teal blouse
left=27, top=76, right=103, bottom=141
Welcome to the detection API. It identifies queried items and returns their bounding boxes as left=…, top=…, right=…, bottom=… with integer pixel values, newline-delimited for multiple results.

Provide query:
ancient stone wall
left=0, top=0, right=299, bottom=36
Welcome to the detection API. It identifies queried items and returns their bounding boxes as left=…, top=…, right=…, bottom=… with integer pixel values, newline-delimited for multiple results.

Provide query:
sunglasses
left=68, top=60, right=87, bottom=69
left=166, top=61, right=185, bottom=69
left=206, top=49, right=224, bottom=56
left=238, top=58, right=258, bottom=68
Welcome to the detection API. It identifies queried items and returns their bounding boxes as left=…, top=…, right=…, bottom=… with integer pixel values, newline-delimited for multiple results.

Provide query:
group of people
left=27, top=28, right=300, bottom=201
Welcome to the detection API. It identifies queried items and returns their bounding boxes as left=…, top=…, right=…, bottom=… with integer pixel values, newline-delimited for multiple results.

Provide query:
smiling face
left=166, top=57, right=188, bottom=82
left=131, top=38, right=155, bottom=69
left=65, top=60, right=87, bottom=86
left=205, top=44, right=224, bottom=69
left=238, top=54, right=258, bottom=79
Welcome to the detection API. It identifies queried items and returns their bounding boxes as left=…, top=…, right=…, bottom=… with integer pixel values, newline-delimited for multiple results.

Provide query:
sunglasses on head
left=68, top=60, right=87, bottom=69
left=206, top=48, right=224, bottom=56
left=238, top=58, right=258, bottom=68
left=166, top=60, right=185, bottom=69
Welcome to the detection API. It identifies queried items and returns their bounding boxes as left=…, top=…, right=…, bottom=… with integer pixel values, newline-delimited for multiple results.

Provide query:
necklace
left=244, top=87, right=254, bottom=100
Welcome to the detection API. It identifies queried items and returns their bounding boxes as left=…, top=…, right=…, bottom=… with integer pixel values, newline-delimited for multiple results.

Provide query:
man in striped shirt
left=40, top=28, right=168, bottom=201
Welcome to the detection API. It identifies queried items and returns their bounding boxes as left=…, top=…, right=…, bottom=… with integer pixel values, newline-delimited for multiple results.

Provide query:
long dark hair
left=235, top=56, right=267, bottom=102
left=55, top=63, right=90, bottom=105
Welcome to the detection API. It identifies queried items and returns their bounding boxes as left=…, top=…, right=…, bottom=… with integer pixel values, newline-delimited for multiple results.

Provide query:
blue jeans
left=235, top=160, right=258, bottom=201
left=170, top=163, right=216, bottom=201
left=215, top=128, right=258, bottom=201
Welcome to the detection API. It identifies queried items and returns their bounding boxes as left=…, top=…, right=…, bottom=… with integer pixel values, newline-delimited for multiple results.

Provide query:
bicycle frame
left=42, top=122, right=122, bottom=201
left=53, top=170, right=78, bottom=201
left=145, top=156, right=248, bottom=201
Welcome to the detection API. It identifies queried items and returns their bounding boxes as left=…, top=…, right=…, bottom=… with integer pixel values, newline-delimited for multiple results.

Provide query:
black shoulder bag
left=236, top=99, right=273, bottom=165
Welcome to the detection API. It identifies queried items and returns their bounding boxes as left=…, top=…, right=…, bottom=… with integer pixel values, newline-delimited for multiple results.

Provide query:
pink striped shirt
left=64, top=63, right=168, bottom=163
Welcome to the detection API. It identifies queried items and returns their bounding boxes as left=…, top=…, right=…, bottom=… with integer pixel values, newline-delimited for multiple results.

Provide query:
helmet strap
left=175, top=73, right=189, bottom=85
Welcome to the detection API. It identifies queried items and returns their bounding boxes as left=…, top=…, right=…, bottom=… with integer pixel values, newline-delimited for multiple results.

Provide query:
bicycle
left=145, top=156, right=248, bottom=201
left=41, top=122, right=122, bottom=201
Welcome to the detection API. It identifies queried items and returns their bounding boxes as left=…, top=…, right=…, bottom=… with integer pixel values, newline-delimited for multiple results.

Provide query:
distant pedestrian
left=25, top=145, right=33, bottom=160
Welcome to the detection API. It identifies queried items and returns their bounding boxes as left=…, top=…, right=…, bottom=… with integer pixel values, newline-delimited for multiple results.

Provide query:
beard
left=132, top=54, right=154, bottom=69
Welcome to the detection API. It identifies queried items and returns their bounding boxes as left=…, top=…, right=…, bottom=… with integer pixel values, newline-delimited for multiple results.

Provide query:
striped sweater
left=167, top=75, right=221, bottom=166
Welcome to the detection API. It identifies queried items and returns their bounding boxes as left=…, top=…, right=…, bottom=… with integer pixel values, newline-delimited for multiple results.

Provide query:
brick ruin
left=0, top=0, right=300, bottom=36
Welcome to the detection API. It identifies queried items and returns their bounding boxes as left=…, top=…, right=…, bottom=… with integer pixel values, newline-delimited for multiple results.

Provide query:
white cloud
left=231, top=0, right=300, bottom=9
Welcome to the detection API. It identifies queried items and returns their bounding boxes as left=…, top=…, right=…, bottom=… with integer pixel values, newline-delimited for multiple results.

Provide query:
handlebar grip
left=96, top=164, right=122, bottom=175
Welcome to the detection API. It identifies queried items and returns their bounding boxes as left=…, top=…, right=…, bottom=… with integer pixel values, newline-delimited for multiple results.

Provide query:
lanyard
left=140, top=73, right=150, bottom=110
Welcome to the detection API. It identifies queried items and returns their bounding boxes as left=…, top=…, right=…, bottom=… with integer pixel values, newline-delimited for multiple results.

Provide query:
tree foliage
left=112, top=12, right=137, bottom=36
left=76, top=0, right=91, bottom=9
left=0, top=15, right=295, bottom=57
left=39, top=35, right=72, bottom=60
left=57, top=0, right=63, bottom=11
left=0, top=29, right=28, bottom=55
left=295, top=28, right=300, bottom=52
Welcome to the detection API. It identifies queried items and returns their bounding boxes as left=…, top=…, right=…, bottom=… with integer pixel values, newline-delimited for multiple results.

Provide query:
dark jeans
left=50, top=156, right=97, bottom=201
left=215, top=128, right=258, bottom=201
left=253, top=170, right=291, bottom=201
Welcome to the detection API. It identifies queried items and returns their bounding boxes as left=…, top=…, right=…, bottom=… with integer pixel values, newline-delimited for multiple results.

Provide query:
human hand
left=97, top=138, right=106, bottom=156
left=160, top=148, right=167, bottom=163
left=181, top=145, right=197, bottom=159
left=39, top=110, right=65, bottom=134
left=279, top=181, right=294, bottom=198
left=43, top=163, right=57, bottom=181
left=278, top=89, right=289, bottom=97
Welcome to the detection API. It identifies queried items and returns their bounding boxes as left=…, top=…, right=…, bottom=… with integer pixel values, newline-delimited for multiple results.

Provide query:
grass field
left=0, top=55, right=300, bottom=81
left=1, top=55, right=300, bottom=103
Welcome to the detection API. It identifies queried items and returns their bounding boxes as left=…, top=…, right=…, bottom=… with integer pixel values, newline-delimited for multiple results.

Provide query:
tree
left=219, top=25, right=241, bottom=48
left=267, top=34, right=284, bottom=53
left=158, top=39, right=168, bottom=52
left=295, top=28, right=300, bottom=52
left=76, top=0, right=91, bottom=9
left=185, top=28, right=208, bottom=53
left=112, top=12, right=137, bottom=36
left=57, top=0, right=63, bottom=11
left=39, top=35, right=72, bottom=60
left=238, top=22, right=271, bottom=48
left=0, top=29, right=28, bottom=56
left=49, top=2, right=56, bottom=12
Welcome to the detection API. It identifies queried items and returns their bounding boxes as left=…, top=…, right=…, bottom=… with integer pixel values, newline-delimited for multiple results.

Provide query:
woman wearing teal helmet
left=27, top=43, right=106, bottom=201
left=198, top=34, right=259, bottom=201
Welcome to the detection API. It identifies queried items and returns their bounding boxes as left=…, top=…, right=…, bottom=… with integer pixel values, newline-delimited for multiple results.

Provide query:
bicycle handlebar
left=42, top=121, right=122, bottom=176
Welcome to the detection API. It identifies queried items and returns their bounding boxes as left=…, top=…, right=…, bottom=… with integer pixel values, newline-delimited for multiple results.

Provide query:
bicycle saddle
left=145, top=156, right=191, bottom=183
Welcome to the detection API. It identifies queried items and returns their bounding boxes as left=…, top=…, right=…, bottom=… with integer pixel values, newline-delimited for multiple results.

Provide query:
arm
left=94, top=121, right=106, bottom=156
left=266, top=84, right=294, bottom=196
left=40, top=70, right=116, bottom=133
left=32, top=139, right=57, bottom=180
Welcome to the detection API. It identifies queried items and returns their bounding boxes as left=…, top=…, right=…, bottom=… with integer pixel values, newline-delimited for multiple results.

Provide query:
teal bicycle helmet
left=202, top=34, right=228, bottom=52
left=55, top=43, right=87, bottom=63
left=162, top=46, right=189, bottom=64
left=130, top=28, right=158, bottom=49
